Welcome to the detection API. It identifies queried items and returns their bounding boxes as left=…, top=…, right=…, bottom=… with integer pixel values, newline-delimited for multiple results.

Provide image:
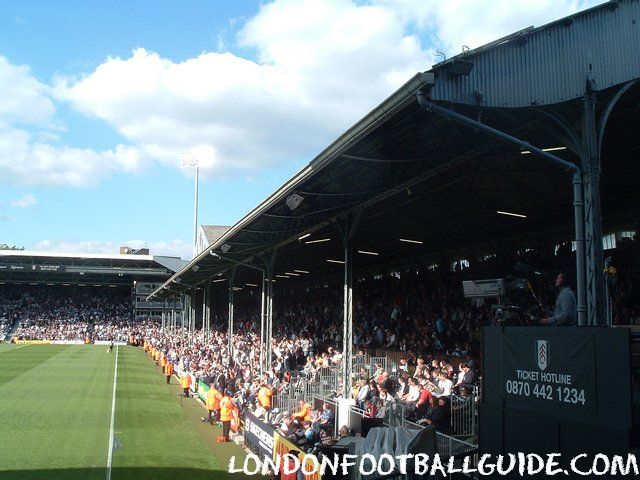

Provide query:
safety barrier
left=352, top=352, right=372, bottom=376
left=369, top=356, right=388, bottom=380
left=450, top=393, right=477, bottom=439
left=404, top=419, right=478, bottom=466
left=382, top=400, right=405, bottom=427
left=317, top=366, right=340, bottom=395
left=312, top=396, right=339, bottom=437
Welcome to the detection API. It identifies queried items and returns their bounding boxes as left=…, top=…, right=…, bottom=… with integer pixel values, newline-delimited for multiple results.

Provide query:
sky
left=0, top=0, right=602, bottom=260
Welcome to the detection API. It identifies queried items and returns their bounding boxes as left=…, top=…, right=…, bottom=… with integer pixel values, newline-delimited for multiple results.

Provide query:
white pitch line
left=106, top=346, right=119, bottom=480
left=0, top=344, right=27, bottom=354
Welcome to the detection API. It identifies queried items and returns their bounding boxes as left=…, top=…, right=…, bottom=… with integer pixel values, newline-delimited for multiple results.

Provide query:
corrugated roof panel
left=429, top=0, right=640, bottom=107
left=202, top=225, right=231, bottom=245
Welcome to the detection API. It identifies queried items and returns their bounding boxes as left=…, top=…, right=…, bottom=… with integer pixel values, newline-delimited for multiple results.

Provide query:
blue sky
left=0, top=0, right=601, bottom=259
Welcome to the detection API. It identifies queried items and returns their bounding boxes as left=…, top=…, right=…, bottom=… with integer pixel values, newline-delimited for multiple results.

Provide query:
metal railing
left=352, top=353, right=372, bottom=376
left=450, top=393, right=478, bottom=439
left=312, top=395, right=340, bottom=437
left=369, top=356, right=388, bottom=380
left=272, top=369, right=342, bottom=415
left=273, top=351, right=480, bottom=443
left=349, top=392, right=478, bottom=443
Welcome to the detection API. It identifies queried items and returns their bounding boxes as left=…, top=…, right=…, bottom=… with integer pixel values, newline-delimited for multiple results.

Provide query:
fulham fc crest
left=536, top=340, right=549, bottom=371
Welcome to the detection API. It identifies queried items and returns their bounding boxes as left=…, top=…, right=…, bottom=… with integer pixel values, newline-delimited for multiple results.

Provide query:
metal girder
left=341, top=153, right=440, bottom=163
left=203, top=283, right=210, bottom=344
left=259, top=268, right=266, bottom=377
left=297, top=187, right=381, bottom=196
left=259, top=248, right=278, bottom=375
left=261, top=202, right=362, bottom=220
left=581, top=90, right=605, bottom=326
left=417, top=91, right=587, bottom=325
left=227, top=267, right=236, bottom=355
left=335, top=210, right=362, bottom=399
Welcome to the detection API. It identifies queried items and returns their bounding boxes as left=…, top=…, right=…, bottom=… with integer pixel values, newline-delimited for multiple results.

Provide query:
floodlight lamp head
left=179, top=153, right=199, bottom=169
left=286, top=193, right=304, bottom=211
left=220, top=244, right=231, bottom=254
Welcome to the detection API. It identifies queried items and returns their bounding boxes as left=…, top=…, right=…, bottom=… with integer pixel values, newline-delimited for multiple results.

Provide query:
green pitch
left=0, top=345, right=248, bottom=480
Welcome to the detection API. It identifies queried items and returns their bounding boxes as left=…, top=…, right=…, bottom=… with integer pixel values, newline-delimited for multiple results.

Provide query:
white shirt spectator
left=407, top=384, right=420, bottom=403
left=438, top=378, right=453, bottom=396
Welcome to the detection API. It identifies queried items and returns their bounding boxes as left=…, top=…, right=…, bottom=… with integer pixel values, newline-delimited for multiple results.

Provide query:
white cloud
left=2, top=0, right=603, bottom=187
left=53, top=0, right=433, bottom=178
left=53, top=0, right=601, bottom=181
left=33, top=238, right=192, bottom=260
left=377, top=0, right=600, bottom=56
left=0, top=57, right=55, bottom=127
left=10, top=193, right=37, bottom=208
left=0, top=56, right=149, bottom=187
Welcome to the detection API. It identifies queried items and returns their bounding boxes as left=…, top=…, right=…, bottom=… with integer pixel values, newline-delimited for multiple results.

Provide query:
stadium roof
left=0, top=251, right=187, bottom=287
left=150, top=0, right=640, bottom=299
left=201, top=225, right=231, bottom=245
left=0, top=250, right=156, bottom=261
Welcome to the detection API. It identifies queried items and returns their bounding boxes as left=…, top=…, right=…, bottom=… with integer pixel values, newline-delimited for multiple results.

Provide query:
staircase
left=3, top=319, right=19, bottom=341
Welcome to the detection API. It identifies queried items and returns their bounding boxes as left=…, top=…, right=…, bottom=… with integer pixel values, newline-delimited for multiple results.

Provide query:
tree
left=0, top=243, right=24, bottom=251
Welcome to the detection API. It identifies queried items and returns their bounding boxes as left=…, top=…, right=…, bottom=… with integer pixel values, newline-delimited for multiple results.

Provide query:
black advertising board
left=501, top=331, right=596, bottom=412
left=0, top=264, right=65, bottom=272
left=483, top=326, right=631, bottom=432
left=244, top=411, right=274, bottom=458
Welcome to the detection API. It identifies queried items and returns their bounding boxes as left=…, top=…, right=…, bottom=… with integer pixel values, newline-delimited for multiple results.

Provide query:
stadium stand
left=5, top=285, right=131, bottom=342
left=2, top=234, right=638, bottom=444
left=0, top=235, right=609, bottom=447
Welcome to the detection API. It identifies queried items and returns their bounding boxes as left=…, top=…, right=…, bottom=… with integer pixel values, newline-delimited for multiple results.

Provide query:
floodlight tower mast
left=180, top=154, right=200, bottom=258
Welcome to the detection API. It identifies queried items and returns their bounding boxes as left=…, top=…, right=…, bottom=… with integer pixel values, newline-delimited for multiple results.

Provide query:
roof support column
left=161, top=308, right=166, bottom=333
left=336, top=211, right=362, bottom=399
left=181, top=295, right=186, bottom=342
left=260, top=248, right=278, bottom=377
left=204, top=283, right=211, bottom=344
left=265, top=270, right=274, bottom=376
left=582, top=89, right=605, bottom=326
left=185, top=295, right=190, bottom=344
left=211, top=252, right=271, bottom=376
left=259, top=268, right=266, bottom=377
left=227, top=267, right=236, bottom=357
left=190, top=295, right=196, bottom=346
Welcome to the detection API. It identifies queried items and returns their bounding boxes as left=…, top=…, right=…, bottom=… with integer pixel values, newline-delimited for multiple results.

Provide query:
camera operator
left=539, top=272, right=577, bottom=326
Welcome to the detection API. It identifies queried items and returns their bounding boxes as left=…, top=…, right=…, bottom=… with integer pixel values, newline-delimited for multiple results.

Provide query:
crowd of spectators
left=610, top=236, right=640, bottom=324
left=1, top=285, right=132, bottom=341
left=0, top=319, right=11, bottom=340
left=1, top=234, right=638, bottom=442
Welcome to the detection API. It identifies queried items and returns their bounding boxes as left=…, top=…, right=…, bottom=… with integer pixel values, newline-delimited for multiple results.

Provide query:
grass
left=0, top=344, right=248, bottom=480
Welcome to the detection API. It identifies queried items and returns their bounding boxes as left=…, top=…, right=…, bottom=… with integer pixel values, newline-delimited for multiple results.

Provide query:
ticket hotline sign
left=501, top=332, right=597, bottom=412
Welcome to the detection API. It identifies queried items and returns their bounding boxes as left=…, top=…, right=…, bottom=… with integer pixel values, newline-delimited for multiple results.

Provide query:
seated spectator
left=292, top=400, right=312, bottom=423
left=363, top=399, right=377, bottom=419
left=315, top=403, right=334, bottom=432
left=423, top=397, right=451, bottom=434
left=378, top=387, right=395, bottom=403
left=356, top=380, right=370, bottom=409
left=437, top=372, right=453, bottom=396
